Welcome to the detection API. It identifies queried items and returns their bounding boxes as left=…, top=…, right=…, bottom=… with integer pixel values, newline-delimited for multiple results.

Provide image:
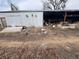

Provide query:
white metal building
left=0, top=11, right=43, bottom=27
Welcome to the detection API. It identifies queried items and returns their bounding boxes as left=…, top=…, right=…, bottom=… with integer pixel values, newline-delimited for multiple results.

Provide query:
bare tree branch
left=7, top=0, right=19, bottom=11
left=42, top=0, right=68, bottom=10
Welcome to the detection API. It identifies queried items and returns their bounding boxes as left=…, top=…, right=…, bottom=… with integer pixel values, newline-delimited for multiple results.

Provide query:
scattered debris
left=52, top=25, right=56, bottom=28
left=57, top=22, right=77, bottom=29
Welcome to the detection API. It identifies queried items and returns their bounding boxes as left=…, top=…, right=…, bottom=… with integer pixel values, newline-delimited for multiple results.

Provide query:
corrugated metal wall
left=0, top=12, right=43, bottom=27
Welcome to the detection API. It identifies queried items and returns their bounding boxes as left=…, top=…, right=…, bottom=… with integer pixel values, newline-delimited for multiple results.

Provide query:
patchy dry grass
left=0, top=27, right=79, bottom=59
left=0, top=41, right=79, bottom=59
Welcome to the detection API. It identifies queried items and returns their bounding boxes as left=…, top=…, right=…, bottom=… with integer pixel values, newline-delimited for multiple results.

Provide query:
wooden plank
left=64, top=12, right=67, bottom=22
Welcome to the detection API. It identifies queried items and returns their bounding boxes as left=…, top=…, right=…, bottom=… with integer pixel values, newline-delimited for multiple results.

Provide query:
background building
left=0, top=11, right=43, bottom=27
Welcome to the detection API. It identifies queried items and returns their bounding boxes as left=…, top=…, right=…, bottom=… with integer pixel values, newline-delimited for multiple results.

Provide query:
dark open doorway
left=43, top=11, right=79, bottom=25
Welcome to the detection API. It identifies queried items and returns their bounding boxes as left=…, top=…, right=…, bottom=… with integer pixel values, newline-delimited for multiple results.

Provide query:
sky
left=0, top=0, right=79, bottom=11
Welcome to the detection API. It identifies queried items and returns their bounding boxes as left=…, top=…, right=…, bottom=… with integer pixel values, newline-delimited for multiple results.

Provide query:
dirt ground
left=0, top=24, right=79, bottom=59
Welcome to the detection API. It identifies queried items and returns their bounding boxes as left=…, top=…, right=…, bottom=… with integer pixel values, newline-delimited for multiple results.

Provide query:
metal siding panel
left=0, top=12, right=43, bottom=27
